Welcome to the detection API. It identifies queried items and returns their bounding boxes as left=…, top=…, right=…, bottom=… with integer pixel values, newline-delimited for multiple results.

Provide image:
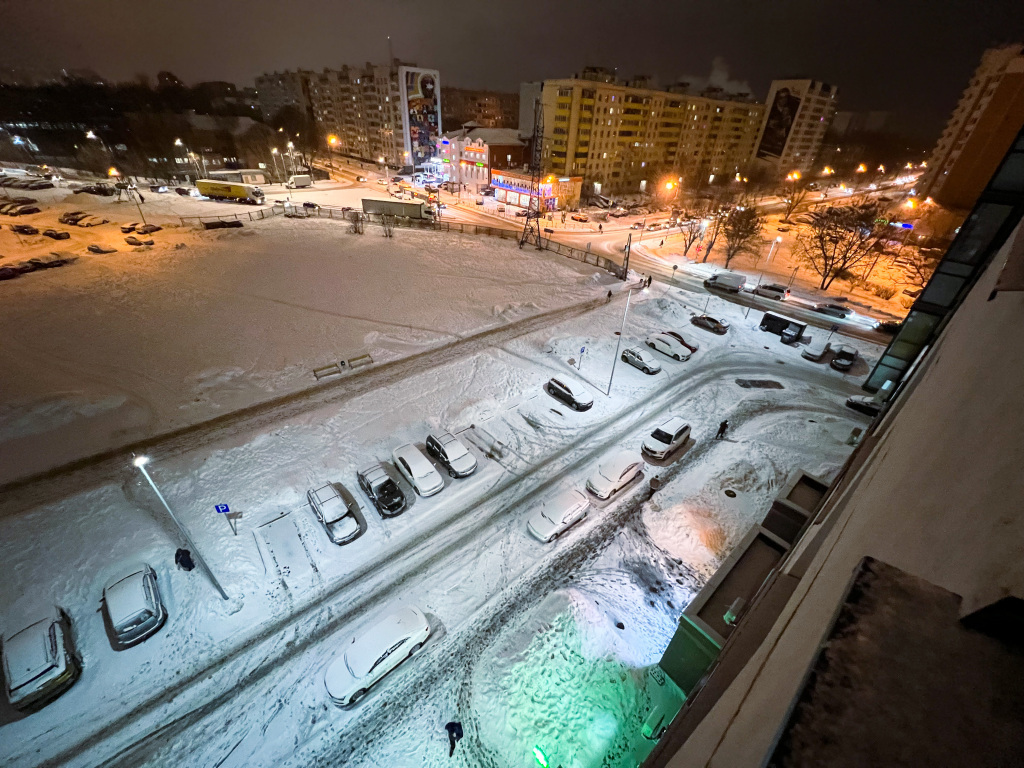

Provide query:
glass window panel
left=944, top=203, right=1013, bottom=265
left=919, top=273, right=965, bottom=307
left=990, top=153, right=1024, bottom=193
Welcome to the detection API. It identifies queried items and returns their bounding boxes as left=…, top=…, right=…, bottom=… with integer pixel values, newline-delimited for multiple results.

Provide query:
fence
left=180, top=202, right=624, bottom=278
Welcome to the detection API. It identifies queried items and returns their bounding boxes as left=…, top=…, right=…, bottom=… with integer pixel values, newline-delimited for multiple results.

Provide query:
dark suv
left=357, top=463, right=406, bottom=517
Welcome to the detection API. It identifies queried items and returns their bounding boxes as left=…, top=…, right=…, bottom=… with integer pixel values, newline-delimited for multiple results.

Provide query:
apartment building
left=254, top=70, right=311, bottom=124
left=918, top=44, right=1024, bottom=210
left=749, top=79, right=838, bottom=178
left=520, top=68, right=763, bottom=195
left=442, top=87, right=519, bottom=129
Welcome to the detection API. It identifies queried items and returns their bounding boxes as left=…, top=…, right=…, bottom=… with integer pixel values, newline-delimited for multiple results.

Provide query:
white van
left=704, top=271, right=746, bottom=293
left=285, top=174, right=312, bottom=189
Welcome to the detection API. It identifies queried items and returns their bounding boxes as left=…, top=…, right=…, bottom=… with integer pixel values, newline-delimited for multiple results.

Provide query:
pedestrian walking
left=659, top=239, right=664, bottom=247
left=599, top=223, right=603, bottom=232
left=715, top=420, right=729, bottom=440
left=445, top=721, right=464, bottom=757
left=174, top=548, right=195, bottom=571
left=646, top=275, right=653, bottom=288
left=606, top=289, right=613, bottom=302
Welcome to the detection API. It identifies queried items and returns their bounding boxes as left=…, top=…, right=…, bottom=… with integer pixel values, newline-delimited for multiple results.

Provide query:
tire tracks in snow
left=69, top=357, right=854, bottom=768
left=0, top=295, right=610, bottom=518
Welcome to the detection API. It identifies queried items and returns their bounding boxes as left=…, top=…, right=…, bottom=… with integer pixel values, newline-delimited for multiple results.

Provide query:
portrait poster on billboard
left=399, top=67, right=441, bottom=169
left=756, top=87, right=801, bottom=160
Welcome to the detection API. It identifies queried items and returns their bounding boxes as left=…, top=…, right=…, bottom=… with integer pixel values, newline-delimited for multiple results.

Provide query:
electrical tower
left=519, top=97, right=545, bottom=250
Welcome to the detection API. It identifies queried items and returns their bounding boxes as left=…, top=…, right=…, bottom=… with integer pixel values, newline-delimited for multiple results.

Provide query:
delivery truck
left=760, top=311, right=808, bottom=344
left=285, top=174, right=312, bottom=189
left=195, top=179, right=265, bottom=204
left=703, top=271, right=746, bottom=293
left=361, top=198, right=433, bottom=219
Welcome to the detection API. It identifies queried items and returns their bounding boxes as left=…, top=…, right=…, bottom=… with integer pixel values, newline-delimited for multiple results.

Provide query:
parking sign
left=215, top=504, right=230, bottom=514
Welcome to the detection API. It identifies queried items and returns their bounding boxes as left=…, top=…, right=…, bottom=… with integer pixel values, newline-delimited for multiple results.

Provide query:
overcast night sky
left=3, top=0, right=1024, bottom=142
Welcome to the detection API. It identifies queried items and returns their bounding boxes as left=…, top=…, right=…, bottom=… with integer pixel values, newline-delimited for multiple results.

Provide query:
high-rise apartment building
left=442, top=87, right=519, bottom=129
left=918, top=44, right=1024, bottom=210
left=254, top=70, right=312, bottom=124
left=520, top=68, right=764, bottom=195
left=256, top=62, right=440, bottom=170
left=749, top=79, right=838, bottom=179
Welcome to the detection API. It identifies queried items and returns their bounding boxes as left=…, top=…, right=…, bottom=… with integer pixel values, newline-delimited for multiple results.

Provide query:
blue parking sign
left=215, top=504, right=230, bottom=514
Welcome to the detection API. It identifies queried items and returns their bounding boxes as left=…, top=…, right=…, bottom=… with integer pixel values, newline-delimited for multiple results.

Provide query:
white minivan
left=703, top=271, right=746, bottom=293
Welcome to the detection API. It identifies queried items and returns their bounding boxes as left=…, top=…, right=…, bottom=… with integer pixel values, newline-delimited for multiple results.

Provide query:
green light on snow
left=532, top=746, right=549, bottom=767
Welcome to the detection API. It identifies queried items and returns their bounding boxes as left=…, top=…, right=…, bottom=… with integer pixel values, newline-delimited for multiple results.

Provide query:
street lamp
left=606, top=289, right=634, bottom=396
left=271, top=148, right=283, bottom=182
left=286, top=141, right=295, bottom=177
left=174, top=137, right=202, bottom=180
left=132, top=456, right=229, bottom=601
left=767, top=235, right=783, bottom=263
left=326, top=135, right=338, bottom=171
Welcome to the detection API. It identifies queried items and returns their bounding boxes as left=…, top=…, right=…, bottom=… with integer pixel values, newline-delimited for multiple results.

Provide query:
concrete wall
left=668, top=221, right=1024, bottom=766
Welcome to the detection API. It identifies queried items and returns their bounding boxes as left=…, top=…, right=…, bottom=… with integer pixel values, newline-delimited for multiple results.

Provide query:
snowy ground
left=0, top=261, right=879, bottom=768
left=0, top=204, right=607, bottom=483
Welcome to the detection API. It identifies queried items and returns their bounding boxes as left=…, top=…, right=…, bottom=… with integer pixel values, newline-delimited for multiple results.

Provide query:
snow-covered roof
left=103, top=568, right=151, bottom=626
left=2, top=614, right=57, bottom=688
left=440, top=127, right=524, bottom=147
left=345, top=607, right=424, bottom=678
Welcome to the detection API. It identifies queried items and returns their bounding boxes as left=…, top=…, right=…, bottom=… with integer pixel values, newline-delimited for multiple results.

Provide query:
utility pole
left=520, top=97, right=544, bottom=250
left=622, top=232, right=633, bottom=280
left=606, top=289, right=633, bottom=396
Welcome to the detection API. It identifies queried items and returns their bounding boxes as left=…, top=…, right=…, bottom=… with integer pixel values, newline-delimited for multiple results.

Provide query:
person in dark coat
left=175, top=548, right=195, bottom=571
left=715, top=420, right=729, bottom=440
left=445, top=721, right=464, bottom=757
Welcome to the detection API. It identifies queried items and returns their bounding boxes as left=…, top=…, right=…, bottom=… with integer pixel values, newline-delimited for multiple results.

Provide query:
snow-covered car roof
left=392, top=444, right=437, bottom=480
left=2, top=608, right=60, bottom=691
left=103, top=566, right=156, bottom=627
left=541, top=489, right=588, bottom=524
left=344, top=606, right=426, bottom=679
left=599, top=450, right=640, bottom=481
left=359, top=464, right=391, bottom=487
left=433, top=431, right=469, bottom=459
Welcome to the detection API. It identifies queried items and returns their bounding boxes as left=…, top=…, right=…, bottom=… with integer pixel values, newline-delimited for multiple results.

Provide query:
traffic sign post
left=215, top=503, right=239, bottom=536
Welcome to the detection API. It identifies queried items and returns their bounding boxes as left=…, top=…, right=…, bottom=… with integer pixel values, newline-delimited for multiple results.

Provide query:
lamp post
left=287, top=141, right=296, bottom=177
left=271, top=148, right=283, bottom=183
left=327, top=135, right=338, bottom=174
left=132, top=456, right=229, bottom=600
left=767, top=235, right=782, bottom=263
left=174, top=138, right=202, bottom=181
left=606, top=289, right=634, bottom=396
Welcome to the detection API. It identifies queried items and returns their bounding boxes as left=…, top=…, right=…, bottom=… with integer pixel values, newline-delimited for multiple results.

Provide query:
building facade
left=442, top=87, right=519, bottom=129
left=520, top=68, right=764, bottom=195
left=489, top=169, right=582, bottom=212
left=254, top=70, right=311, bottom=124
left=426, top=127, right=526, bottom=191
left=749, top=79, right=838, bottom=179
left=918, top=44, right=1024, bottom=210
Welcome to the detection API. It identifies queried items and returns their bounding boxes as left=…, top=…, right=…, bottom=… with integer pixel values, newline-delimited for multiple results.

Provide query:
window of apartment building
left=558, top=88, right=572, bottom=97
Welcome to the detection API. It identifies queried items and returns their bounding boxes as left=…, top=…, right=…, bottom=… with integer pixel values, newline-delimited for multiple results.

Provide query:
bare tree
left=678, top=211, right=707, bottom=259
left=795, top=203, right=888, bottom=290
left=781, top=182, right=809, bottom=223
left=722, top=207, right=766, bottom=268
left=701, top=212, right=724, bottom=263
left=898, top=248, right=940, bottom=290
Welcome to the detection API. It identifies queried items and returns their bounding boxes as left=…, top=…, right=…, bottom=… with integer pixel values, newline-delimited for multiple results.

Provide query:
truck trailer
left=361, top=198, right=432, bottom=219
left=760, top=312, right=807, bottom=344
left=195, top=179, right=265, bottom=204
left=704, top=271, right=746, bottom=293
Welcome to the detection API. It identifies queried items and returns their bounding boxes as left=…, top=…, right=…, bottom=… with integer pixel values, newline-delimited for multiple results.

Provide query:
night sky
left=3, top=0, right=1023, bottom=141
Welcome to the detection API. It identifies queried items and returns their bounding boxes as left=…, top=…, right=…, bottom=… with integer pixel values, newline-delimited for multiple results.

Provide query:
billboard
left=756, top=87, right=801, bottom=160
left=399, top=66, right=441, bottom=169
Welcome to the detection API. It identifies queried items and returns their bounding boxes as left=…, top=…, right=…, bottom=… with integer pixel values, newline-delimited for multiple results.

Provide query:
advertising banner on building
left=399, top=67, right=441, bottom=169
left=756, top=87, right=801, bottom=160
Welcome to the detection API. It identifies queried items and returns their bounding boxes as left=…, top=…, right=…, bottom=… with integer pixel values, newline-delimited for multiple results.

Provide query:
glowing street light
left=107, top=166, right=119, bottom=177
left=326, top=134, right=339, bottom=170
left=856, top=163, right=867, bottom=173
left=822, top=166, right=834, bottom=176
left=877, top=164, right=886, bottom=173
left=132, top=456, right=229, bottom=600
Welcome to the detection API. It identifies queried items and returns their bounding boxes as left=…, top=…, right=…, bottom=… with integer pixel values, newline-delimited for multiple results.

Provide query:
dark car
left=0, top=266, right=19, bottom=280
left=8, top=196, right=36, bottom=205
left=391, top=176, right=403, bottom=182
left=125, top=236, right=154, bottom=246
left=27, top=180, right=54, bottom=190
left=691, top=314, right=730, bottom=334
left=830, top=344, right=859, bottom=372
left=546, top=377, right=594, bottom=411
left=11, top=224, right=38, bottom=235
left=88, top=244, right=117, bottom=254
left=846, top=395, right=882, bottom=417
left=515, top=209, right=528, bottom=217
left=425, top=431, right=478, bottom=478
left=356, top=175, right=368, bottom=182
left=10, top=205, right=40, bottom=216
left=42, top=229, right=70, bottom=240
left=813, top=303, right=854, bottom=319
left=877, top=320, right=902, bottom=335
left=135, top=224, right=162, bottom=234
left=357, top=463, right=406, bottom=517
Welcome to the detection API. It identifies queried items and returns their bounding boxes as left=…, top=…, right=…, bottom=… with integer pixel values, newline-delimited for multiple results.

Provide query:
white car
left=621, top=346, right=662, bottom=374
left=527, top=489, right=590, bottom=542
left=425, top=431, right=477, bottom=478
left=642, top=417, right=691, bottom=459
left=586, top=451, right=644, bottom=499
left=324, top=606, right=431, bottom=706
left=661, top=330, right=699, bottom=353
left=392, top=443, right=444, bottom=496
left=2, top=607, right=81, bottom=711
left=101, top=564, right=168, bottom=649
left=376, top=178, right=388, bottom=185
left=646, top=333, right=692, bottom=361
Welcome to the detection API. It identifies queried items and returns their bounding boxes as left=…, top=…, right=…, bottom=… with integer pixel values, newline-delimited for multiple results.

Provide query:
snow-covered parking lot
left=1, top=210, right=882, bottom=767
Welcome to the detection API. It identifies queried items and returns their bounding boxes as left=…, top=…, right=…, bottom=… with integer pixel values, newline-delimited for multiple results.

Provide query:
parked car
left=355, top=175, right=368, bottom=182
left=813, top=303, right=853, bottom=319
left=391, top=176, right=403, bottom=183
left=76, top=215, right=108, bottom=227
left=830, top=344, right=859, bottom=372
left=88, top=244, right=117, bottom=254
left=8, top=196, right=36, bottom=205
left=100, top=564, right=167, bottom=649
left=877, top=320, right=902, bottom=335
left=424, top=431, right=477, bottom=478
left=621, top=346, right=662, bottom=374
left=376, top=178, right=387, bottom=185
left=357, top=463, right=406, bottom=517
left=135, top=224, right=161, bottom=234
left=74, top=183, right=116, bottom=196
left=646, top=333, right=691, bottom=361
left=10, top=205, right=40, bottom=216
left=2, top=607, right=81, bottom=711
left=776, top=226, right=791, bottom=232
left=308, top=483, right=364, bottom=545
left=475, top=199, right=484, bottom=205
left=324, top=606, right=431, bottom=707
left=753, top=283, right=791, bottom=301
left=60, top=211, right=89, bottom=225
left=42, top=229, right=70, bottom=240
left=0, top=266, right=19, bottom=280
left=0, top=203, right=21, bottom=214
left=691, top=314, right=730, bottom=334
left=10, top=224, right=38, bottom=235
left=660, top=330, right=699, bottom=353
left=392, top=444, right=444, bottom=497
left=527, top=489, right=590, bottom=543
left=124, top=236, right=154, bottom=246
left=515, top=209, right=528, bottom=217
left=846, top=395, right=882, bottom=417
left=120, top=222, right=140, bottom=233
left=641, top=417, right=691, bottom=460
left=586, top=451, right=644, bottom=500
left=546, top=377, right=594, bottom=411
left=571, top=213, right=589, bottom=222
left=801, top=340, right=832, bottom=362
left=630, top=222, right=643, bottom=230
left=27, top=180, right=54, bottom=190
